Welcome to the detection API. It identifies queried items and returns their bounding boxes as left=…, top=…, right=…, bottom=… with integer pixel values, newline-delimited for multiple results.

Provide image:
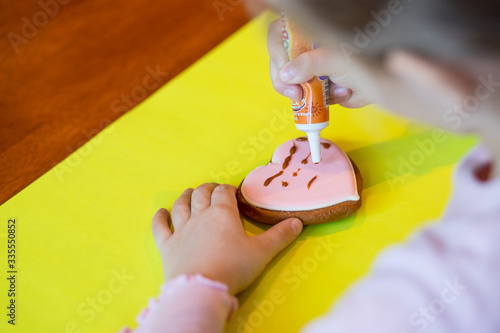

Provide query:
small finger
left=256, top=218, right=303, bottom=259
left=267, top=20, right=289, bottom=69
left=151, top=208, right=173, bottom=249
left=191, top=183, right=219, bottom=214
left=211, top=184, right=238, bottom=208
left=270, top=59, right=303, bottom=101
left=171, top=188, right=194, bottom=230
left=329, top=84, right=352, bottom=105
left=279, top=48, right=346, bottom=84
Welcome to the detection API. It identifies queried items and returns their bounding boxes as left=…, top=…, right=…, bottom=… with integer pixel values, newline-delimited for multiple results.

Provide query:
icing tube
left=281, top=13, right=330, bottom=163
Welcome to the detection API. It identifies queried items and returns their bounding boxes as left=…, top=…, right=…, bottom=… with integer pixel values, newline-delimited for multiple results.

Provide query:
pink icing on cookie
left=241, top=138, right=359, bottom=211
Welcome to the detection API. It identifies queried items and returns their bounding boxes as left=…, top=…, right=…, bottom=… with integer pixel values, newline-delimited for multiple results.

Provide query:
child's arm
left=118, top=274, right=237, bottom=333
left=302, top=146, right=499, bottom=333
left=301, top=220, right=481, bottom=333
left=119, top=183, right=303, bottom=333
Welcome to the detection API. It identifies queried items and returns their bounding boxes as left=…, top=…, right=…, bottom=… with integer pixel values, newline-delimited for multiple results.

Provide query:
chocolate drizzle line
left=262, top=138, right=326, bottom=189
left=264, top=141, right=298, bottom=187
left=264, top=171, right=284, bottom=186
left=307, top=175, right=318, bottom=190
left=301, top=153, right=311, bottom=165
left=282, top=142, right=297, bottom=170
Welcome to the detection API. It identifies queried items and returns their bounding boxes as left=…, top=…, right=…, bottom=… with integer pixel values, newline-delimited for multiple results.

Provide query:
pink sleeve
left=301, top=146, right=500, bottom=333
left=118, top=275, right=238, bottom=333
left=300, top=214, right=500, bottom=333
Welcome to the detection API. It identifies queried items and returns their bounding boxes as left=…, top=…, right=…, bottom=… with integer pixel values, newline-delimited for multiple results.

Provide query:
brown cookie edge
left=237, top=158, right=363, bottom=226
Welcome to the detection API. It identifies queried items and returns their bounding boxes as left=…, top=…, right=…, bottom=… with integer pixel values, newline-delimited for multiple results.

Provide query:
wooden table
left=0, top=0, right=265, bottom=205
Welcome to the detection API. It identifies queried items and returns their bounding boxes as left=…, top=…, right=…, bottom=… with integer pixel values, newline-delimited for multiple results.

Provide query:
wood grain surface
left=0, top=0, right=265, bottom=205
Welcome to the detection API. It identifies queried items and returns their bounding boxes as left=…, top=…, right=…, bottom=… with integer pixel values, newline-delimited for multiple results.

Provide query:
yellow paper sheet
left=0, top=11, right=477, bottom=333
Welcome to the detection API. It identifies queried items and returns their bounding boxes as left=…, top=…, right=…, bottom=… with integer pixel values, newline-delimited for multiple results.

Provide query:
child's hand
left=268, top=20, right=371, bottom=109
left=151, top=183, right=303, bottom=295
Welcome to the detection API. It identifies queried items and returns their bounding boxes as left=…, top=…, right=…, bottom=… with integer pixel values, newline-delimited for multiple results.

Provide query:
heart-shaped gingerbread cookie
left=237, top=137, right=362, bottom=225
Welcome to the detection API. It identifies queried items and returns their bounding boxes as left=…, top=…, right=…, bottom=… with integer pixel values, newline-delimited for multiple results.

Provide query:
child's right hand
left=151, top=183, right=302, bottom=295
left=268, top=20, right=371, bottom=109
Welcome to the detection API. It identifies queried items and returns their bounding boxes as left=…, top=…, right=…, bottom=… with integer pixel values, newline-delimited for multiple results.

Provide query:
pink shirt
left=120, top=145, right=500, bottom=333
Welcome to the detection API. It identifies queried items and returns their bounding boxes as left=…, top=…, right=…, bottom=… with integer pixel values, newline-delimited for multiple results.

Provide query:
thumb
left=256, top=218, right=303, bottom=259
left=151, top=208, right=173, bottom=249
left=279, top=48, right=345, bottom=84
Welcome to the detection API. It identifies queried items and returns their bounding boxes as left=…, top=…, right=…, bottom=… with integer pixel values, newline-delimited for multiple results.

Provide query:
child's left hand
left=151, top=183, right=303, bottom=295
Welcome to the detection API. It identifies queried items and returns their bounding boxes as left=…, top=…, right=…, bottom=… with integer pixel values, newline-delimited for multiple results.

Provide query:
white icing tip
left=306, top=131, right=322, bottom=163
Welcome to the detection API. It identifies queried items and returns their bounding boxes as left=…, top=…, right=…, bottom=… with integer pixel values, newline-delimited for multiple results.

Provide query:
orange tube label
left=281, top=14, right=329, bottom=125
